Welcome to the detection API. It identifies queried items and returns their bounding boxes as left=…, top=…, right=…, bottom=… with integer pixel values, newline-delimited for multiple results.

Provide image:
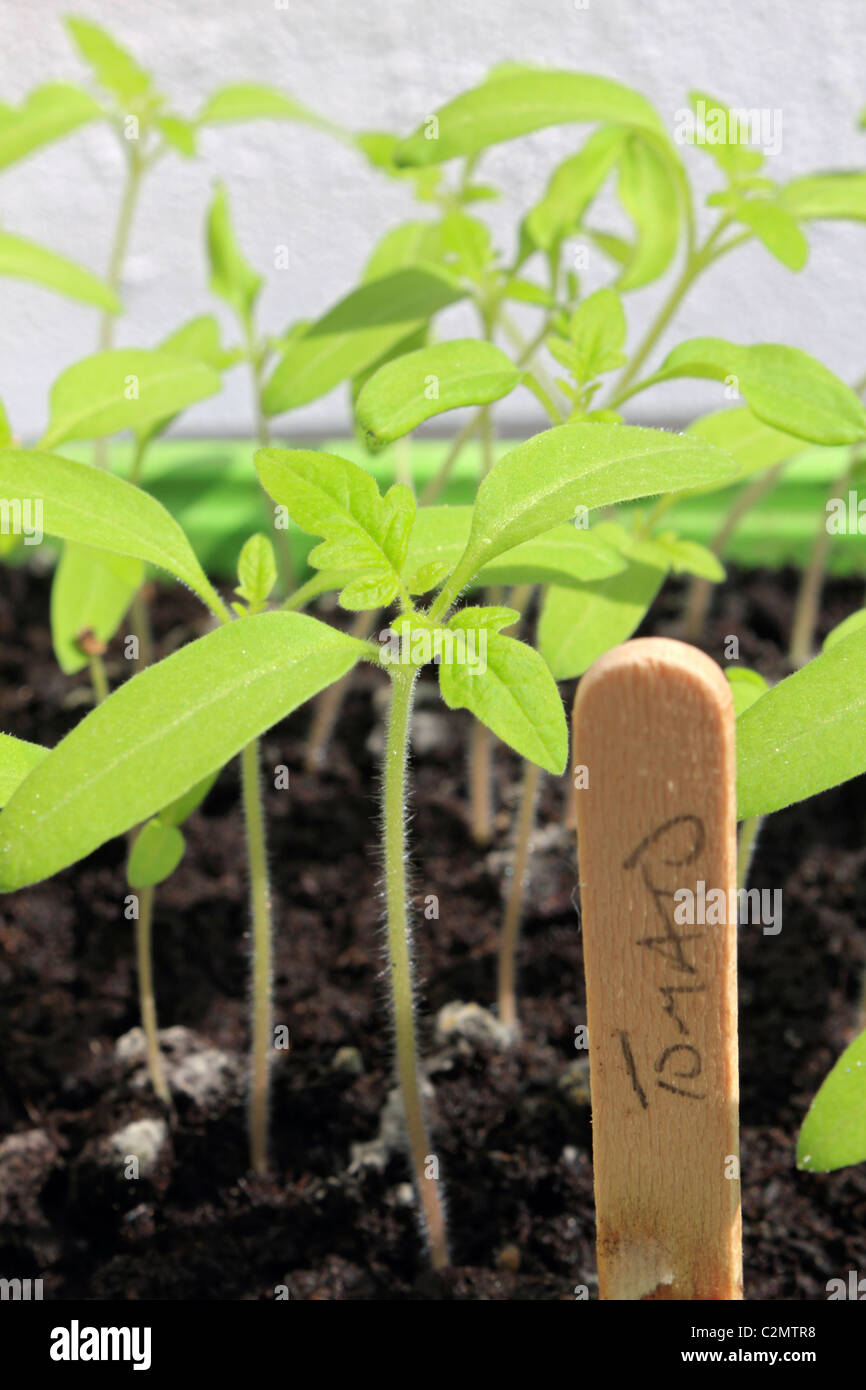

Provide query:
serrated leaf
left=0, top=612, right=367, bottom=890
left=0, top=448, right=226, bottom=619
left=236, top=533, right=277, bottom=609
left=394, top=70, right=666, bottom=167
left=255, top=448, right=414, bottom=607
left=0, top=230, right=121, bottom=311
left=736, top=628, right=866, bottom=818
left=435, top=424, right=742, bottom=607
left=127, top=819, right=185, bottom=890
left=726, top=667, right=769, bottom=719
left=356, top=339, right=520, bottom=449
left=735, top=199, right=808, bottom=271
left=538, top=555, right=666, bottom=679
left=51, top=541, right=143, bottom=674
left=65, top=17, right=154, bottom=107
left=439, top=629, right=567, bottom=773
left=0, top=83, right=102, bottom=170
left=0, top=733, right=47, bottom=808
left=41, top=349, right=221, bottom=449
left=655, top=339, right=866, bottom=446
left=798, top=1029, right=866, bottom=1173
left=617, top=135, right=680, bottom=290
left=263, top=267, right=464, bottom=416
left=206, top=182, right=262, bottom=324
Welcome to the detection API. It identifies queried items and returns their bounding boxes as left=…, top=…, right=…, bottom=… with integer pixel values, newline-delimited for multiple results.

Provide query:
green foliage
left=51, top=542, right=143, bottom=674
left=823, top=608, right=866, bottom=651
left=206, top=183, right=263, bottom=326
left=736, top=628, right=866, bottom=818
left=0, top=733, right=48, bottom=808
left=798, top=1028, right=866, bottom=1173
left=726, top=666, right=770, bottom=718
left=0, top=613, right=367, bottom=889
left=234, top=533, right=278, bottom=613
left=198, top=83, right=343, bottom=138
left=65, top=16, right=154, bottom=109
left=0, top=230, right=121, bottom=311
left=127, top=818, right=186, bottom=889
left=0, top=83, right=101, bottom=170
left=356, top=339, right=522, bottom=449
left=41, top=349, right=221, bottom=449
left=687, top=407, right=805, bottom=480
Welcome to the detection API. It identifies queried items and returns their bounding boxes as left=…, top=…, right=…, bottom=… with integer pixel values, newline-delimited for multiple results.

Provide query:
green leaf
left=798, top=1028, right=866, bottom=1173
left=64, top=17, right=154, bottom=107
left=263, top=268, right=464, bottom=416
left=616, top=136, right=680, bottom=290
left=235, top=533, right=277, bottom=611
left=734, top=200, right=808, bottom=271
left=0, top=733, right=47, bottom=809
left=736, top=629, right=866, bottom=818
left=448, top=605, right=520, bottom=633
left=524, top=126, right=625, bottom=253
left=206, top=183, right=262, bottom=325
left=0, top=83, right=101, bottom=170
left=0, top=448, right=226, bottom=619
left=394, top=70, right=665, bottom=167
left=684, top=91, right=765, bottom=177
left=51, top=541, right=144, bottom=674
left=156, top=114, right=197, bottom=157
left=436, top=423, right=743, bottom=606
left=726, top=667, right=769, bottom=719
left=405, top=505, right=626, bottom=590
left=563, top=288, right=627, bottom=383
left=361, top=220, right=448, bottom=281
left=159, top=314, right=234, bottom=371
left=0, top=230, right=121, bottom=311
left=823, top=609, right=866, bottom=652
left=127, top=819, right=186, bottom=890
left=687, top=406, right=804, bottom=480
left=356, top=339, right=521, bottom=449
left=41, top=349, right=221, bottom=449
left=538, top=553, right=666, bottom=680
left=438, top=626, right=567, bottom=774
left=779, top=173, right=866, bottom=223
left=0, top=612, right=367, bottom=890
left=159, top=771, right=219, bottom=828
left=198, top=83, right=342, bottom=138
left=645, top=532, right=725, bottom=581
left=654, top=339, right=866, bottom=446
left=255, top=448, right=414, bottom=608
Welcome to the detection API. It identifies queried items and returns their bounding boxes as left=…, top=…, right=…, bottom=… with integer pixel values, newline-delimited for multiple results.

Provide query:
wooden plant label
left=573, top=637, right=742, bottom=1300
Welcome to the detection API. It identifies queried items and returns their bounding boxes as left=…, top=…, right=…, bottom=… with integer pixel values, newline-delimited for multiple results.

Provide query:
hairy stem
left=134, top=883, right=171, bottom=1105
left=498, top=758, right=541, bottom=1036
left=383, top=670, right=449, bottom=1269
left=241, top=738, right=273, bottom=1175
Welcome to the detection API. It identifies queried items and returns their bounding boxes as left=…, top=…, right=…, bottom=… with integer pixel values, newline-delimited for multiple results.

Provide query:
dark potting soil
left=0, top=563, right=864, bottom=1302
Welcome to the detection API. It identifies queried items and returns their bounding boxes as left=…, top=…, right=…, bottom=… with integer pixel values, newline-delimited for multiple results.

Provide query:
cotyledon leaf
left=0, top=733, right=48, bottom=808
left=0, top=612, right=369, bottom=890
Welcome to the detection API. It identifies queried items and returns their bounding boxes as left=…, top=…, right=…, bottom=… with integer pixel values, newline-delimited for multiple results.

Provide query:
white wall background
left=1, top=0, right=864, bottom=441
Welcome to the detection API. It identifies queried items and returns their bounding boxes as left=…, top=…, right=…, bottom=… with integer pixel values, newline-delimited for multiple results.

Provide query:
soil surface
left=0, top=563, right=865, bottom=1301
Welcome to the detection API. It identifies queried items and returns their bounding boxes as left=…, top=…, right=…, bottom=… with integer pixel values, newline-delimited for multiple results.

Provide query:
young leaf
left=438, top=624, right=567, bottom=774
left=644, top=532, right=725, bottom=581
left=653, top=339, right=866, bottom=446
left=0, top=612, right=367, bottom=890
left=797, top=1028, right=866, bottom=1173
left=524, top=126, right=625, bottom=253
left=0, top=733, right=47, bottom=808
left=127, top=819, right=186, bottom=890
left=736, top=628, right=866, bottom=819
left=64, top=17, right=154, bottom=107
left=198, top=83, right=343, bottom=138
left=563, top=288, right=627, bottom=383
left=263, top=268, right=464, bottom=415
left=734, top=200, right=808, bottom=271
left=684, top=90, right=764, bottom=177
left=779, top=173, right=866, bottom=223
left=51, top=541, right=144, bottom=674
left=235, top=533, right=277, bottom=611
left=356, top=339, right=521, bottom=449
left=434, top=423, right=742, bottom=608
left=616, top=136, right=680, bottom=289
left=405, top=506, right=625, bottom=589
left=0, top=230, right=121, bottom=311
left=394, top=70, right=665, bottom=166
left=159, top=771, right=219, bottom=828
left=206, top=183, right=263, bottom=325
left=255, top=448, right=414, bottom=608
left=726, top=667, right=769, bottom=719
left=0, top=448, right=226, bottom=619
left=156, top=114, right=197, bottom=157
left=41, top=349, right=221, bottom=449
left=687, top=406, right=804, bottom=480
left=538, top=554, right=666, bottom=680
left=0, top=84, right=101, bottom=170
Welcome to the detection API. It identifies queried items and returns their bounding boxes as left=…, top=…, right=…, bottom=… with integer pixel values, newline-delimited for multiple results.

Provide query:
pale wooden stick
left=573, top=637, right=741, bottom=1300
